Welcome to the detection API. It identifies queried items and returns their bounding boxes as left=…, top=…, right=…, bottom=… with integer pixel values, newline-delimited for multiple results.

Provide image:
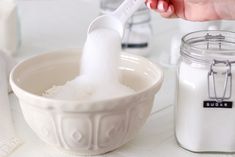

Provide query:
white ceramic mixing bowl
left=10, top=49, right=163, bottom=155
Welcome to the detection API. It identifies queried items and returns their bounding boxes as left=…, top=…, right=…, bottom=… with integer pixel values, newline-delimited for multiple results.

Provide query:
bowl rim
left=10, top=49, right=164, bottom=108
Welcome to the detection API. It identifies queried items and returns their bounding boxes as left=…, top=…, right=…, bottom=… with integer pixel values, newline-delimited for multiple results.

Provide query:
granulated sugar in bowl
left=10, top=49, right=163, bottom=155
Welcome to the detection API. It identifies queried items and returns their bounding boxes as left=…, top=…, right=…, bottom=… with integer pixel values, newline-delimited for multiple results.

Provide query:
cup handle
left=113, top=0, right=144, bottom=25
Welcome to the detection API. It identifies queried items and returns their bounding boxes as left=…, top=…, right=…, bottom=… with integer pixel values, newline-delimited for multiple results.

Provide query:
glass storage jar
left=100, top=0, right=152, bottom=56
left=176, top=30, right=235, bottom=153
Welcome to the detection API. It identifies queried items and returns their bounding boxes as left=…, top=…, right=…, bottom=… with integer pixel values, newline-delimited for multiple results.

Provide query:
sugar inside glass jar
left=176, top=30, right=235, bottom=153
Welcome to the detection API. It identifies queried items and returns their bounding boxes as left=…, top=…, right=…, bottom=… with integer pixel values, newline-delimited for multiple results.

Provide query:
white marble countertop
left=9, top=0, right=235, bottom=156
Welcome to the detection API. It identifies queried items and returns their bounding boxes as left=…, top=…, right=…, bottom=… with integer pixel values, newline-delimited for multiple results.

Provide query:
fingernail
left=158, top=1, right=167, bottom=11
left=167, top=5, right=173, bottom=13
left=147, top=2, right=151, bottom=9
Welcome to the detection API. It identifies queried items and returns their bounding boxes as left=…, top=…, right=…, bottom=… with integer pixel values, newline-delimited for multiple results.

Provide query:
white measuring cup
left=88, top=0, right=144, bottom=37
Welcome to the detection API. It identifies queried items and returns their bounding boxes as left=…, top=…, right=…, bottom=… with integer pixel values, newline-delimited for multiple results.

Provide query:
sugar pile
left=43, top=28, right=135, bottom=101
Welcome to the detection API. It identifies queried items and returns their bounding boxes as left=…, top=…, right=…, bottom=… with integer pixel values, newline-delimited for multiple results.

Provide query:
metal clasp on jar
left=208, top=60, right=233, bottom=102
left=205, top=33, right=225, bottom=50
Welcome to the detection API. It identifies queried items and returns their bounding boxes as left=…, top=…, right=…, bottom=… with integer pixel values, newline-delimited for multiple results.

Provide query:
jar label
left=203, top=101, right=233, bottom=108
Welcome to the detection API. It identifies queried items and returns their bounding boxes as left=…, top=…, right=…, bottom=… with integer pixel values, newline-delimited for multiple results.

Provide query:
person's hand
left=145, top=0, right=235, bottom=21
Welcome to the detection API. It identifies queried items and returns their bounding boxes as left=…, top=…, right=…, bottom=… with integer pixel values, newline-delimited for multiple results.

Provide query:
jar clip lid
left=208, top=60, right=233, bottom=102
